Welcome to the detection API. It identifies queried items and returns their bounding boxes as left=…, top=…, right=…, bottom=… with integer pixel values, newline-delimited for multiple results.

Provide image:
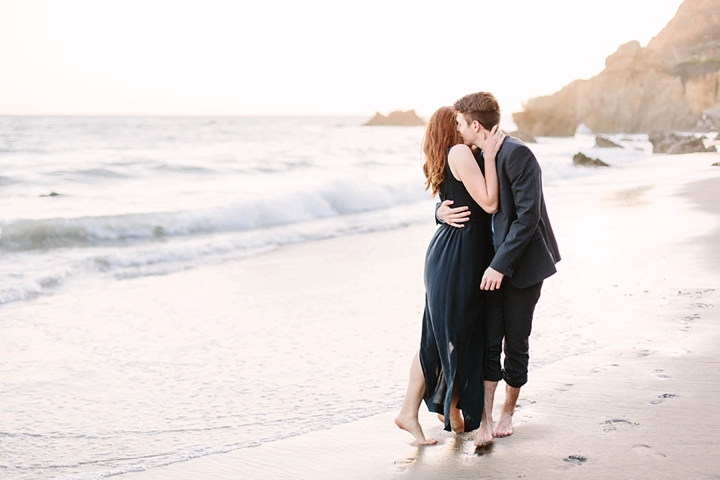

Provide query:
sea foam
left=0, top=178, right=426, bottom=252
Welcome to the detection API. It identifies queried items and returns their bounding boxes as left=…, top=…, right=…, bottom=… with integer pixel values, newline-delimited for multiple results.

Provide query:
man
left=437, top=92, right=560, bottom=445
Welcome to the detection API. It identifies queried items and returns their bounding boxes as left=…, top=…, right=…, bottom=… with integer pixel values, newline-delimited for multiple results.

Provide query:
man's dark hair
left=453, top=92, right=501, bottom=131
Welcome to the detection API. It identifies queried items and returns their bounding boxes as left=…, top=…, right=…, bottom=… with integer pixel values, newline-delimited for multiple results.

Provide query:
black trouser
left=485, top=280, right=543, bottom=388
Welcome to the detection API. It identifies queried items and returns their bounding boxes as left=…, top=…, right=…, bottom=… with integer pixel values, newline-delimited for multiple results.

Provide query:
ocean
left=0, top=116, right=652, bottom=307
left=0, top=116, right=653, bottom=479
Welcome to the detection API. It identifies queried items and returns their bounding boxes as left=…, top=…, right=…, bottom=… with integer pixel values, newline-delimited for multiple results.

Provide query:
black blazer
left=488, top=136, right=560, bottom=288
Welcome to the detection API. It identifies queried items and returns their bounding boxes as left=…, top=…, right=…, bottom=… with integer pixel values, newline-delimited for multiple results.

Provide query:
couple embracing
left=395, top=92, right=561, bottom=447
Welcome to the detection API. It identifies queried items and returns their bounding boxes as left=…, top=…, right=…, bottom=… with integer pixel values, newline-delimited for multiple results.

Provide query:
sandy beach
left=4, top=148, right=719, bottom=479
left=116, top=151, right=720, bottom=479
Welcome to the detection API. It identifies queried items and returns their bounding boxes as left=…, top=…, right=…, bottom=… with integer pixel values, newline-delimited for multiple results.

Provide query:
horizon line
left=0, top=111, right=521, bottom=118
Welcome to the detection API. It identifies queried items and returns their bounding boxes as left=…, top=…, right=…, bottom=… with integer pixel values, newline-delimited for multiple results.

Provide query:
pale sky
left=0, top=0, right=685, bottom=117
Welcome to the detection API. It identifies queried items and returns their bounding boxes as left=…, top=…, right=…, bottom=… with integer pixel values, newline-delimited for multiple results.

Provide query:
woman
left=394, top=106, right=503, bottom=446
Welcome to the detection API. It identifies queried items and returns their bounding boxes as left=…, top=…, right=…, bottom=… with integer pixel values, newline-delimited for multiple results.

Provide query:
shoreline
left=120, top=152, right=720, bottom=479
left=3, top=150, right=719, bottom=479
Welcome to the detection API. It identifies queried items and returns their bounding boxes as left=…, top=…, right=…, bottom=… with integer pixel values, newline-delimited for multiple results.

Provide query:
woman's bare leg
left=448, top=380, right=465, bottom=433
left=395, top=351, right=437, bottom=445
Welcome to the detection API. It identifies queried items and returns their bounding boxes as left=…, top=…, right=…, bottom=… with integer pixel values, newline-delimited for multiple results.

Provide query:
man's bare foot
left=474, top=419, right=494, bottom=447
left=493, top=413, right=514, bottom=437
left=437, top=414, right=444, bottom=423
left=395, top=416, right=437, bottom=445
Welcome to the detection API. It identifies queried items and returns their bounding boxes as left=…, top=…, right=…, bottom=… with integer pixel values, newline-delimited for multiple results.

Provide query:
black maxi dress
left=420, top=149, right=493, bottom=432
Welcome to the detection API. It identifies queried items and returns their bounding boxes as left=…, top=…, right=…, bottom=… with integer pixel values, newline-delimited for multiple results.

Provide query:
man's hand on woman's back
left=437, top=200, right=471, bottom=228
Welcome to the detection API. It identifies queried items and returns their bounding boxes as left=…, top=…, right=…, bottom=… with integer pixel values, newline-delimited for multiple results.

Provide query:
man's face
left=456, top=113, right=478, bottom=146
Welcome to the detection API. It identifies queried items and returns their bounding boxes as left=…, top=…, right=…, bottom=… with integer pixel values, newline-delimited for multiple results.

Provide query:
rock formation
left=573, top=153, right=609, bottom=167
left=594, top=136, right=623, bottom=148
left=514, top=0, right=720, bottom=136
left=364, top=110, right=425, bottom=126
left=648, top=130, right=717, bottom=154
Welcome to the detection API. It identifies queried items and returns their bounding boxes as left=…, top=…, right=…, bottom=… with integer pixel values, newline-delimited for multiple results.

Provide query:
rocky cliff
left=363, top=110, right=425, bottom=126
left=514, top=0, right=720, bottom=136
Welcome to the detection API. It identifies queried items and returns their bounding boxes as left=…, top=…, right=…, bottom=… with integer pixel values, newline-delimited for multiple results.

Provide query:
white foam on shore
left=0, top=198, right=435, bottom=305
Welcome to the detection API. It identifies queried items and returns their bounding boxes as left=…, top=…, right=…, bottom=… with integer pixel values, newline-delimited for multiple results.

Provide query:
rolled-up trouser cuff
left=487, top=281, right=543, bottom=389
left=502, top=369, right=527, bottom=388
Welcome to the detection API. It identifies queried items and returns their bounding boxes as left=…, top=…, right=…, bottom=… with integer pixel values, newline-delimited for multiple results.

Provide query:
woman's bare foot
left=493, top=413, right=514, bottom=437
left=449, top=409, right=465, bottom=433
left=395, top=416, right=437, bottom=445
left=436, top=412, right=464, bottom=433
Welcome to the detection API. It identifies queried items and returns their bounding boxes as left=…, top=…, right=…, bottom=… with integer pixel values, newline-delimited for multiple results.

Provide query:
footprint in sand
left=680, top=314, right=699, bottom=332
left=600, top=419, right=637, bottom=433
left=690, top=303, right=712, bottom=309
left=591, top=364, right=619, bottom=374
left=563, top=454, right=587, bottom=465
left=651, top=393, right=677, bottom=405
left=679, top=288, right=716, bottom=299
left=652, top=368, right=670, bottom=379
left=393, top=457, right=416, bottom=472
left=514, top=414, right=532, bottom=426
left=632, top=444, right=667, bottom=458
left=552, top=383, right=573, bottom=394
left=636, top=349, right=655, bottom=358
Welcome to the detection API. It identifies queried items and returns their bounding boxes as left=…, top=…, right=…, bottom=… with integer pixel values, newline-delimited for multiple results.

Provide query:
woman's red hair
left=423, top=106, right=462, bottom=197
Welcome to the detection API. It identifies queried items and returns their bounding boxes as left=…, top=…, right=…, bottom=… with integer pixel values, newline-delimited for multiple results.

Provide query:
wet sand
left=681, top=176, right=720, bottom=273
left=123, top=152, right=720, bottom=479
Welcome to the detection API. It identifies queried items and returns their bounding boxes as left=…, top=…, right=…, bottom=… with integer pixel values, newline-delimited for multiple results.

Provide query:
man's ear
left=472, top=120, right=481, bottom=133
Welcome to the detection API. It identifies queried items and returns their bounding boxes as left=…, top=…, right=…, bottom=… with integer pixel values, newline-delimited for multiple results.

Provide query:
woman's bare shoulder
left=448, top=143, right=473, bottom=159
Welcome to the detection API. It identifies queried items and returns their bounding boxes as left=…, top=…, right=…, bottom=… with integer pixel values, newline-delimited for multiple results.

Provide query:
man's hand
left=482, top=125, right=506, bottom=159
left=480, top=267, right=504, bottom=291
left=437, top=200, right=470, bottom=228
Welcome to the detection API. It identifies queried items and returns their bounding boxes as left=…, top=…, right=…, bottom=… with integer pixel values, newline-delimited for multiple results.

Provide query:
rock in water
left=594, top=136, right=623, bottom=148
left=648, top=130, right=716, bottom=154
left=363, top=110, right=425, bottom=126
left=573, top=152, right=609, bottom=167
